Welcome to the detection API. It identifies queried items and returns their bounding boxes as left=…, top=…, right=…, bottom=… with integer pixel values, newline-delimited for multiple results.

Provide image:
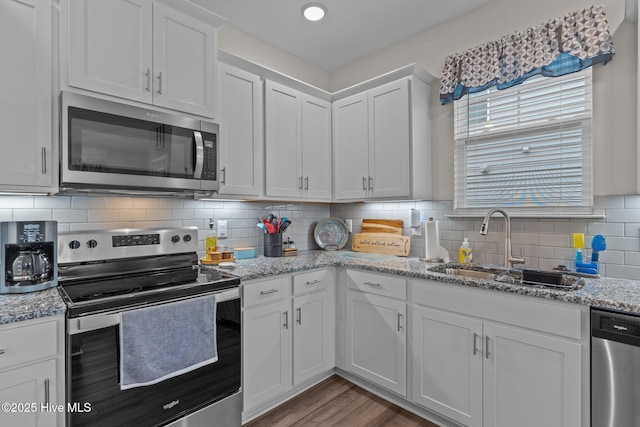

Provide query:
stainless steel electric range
left=57, top=227, right=241, bottom=427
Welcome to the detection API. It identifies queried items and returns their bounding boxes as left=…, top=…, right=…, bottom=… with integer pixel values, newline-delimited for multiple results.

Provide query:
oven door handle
left=70, top=287, right=240, bottom=335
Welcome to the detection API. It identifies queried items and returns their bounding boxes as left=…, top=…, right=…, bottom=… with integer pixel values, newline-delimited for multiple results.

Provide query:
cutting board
left=361, top=219, right=403, bottom=235
left=352, top=232, right=411, bottom=256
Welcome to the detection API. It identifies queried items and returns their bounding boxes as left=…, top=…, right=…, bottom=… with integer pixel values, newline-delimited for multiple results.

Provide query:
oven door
left=66, top=288, right=240, bottom=427
left=60, top=92, right=218, bottom=194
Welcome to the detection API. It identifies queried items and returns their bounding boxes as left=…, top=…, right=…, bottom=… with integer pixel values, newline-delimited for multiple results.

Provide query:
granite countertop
left=4, top=249, right=640, bottom=326
left=226, top=250, right=640, bottom=315
left=0, top=287, right=67, bottom=326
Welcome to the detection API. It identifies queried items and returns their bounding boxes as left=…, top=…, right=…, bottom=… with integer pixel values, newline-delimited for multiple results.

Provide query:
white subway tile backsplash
left=605, top=209, right=640, bottom=223
left=0, top=196, right=34, bottom=209
left=71, top=196, right=106, bottom=210
left=595, top=195, right=625, bottom=209
left=14, top=209, right=52, bottom=220
left=34, top=196, right=70, bottom=209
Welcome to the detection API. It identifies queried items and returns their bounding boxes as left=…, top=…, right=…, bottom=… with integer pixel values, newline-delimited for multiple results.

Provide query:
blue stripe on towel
left=120, top=294, right=218, bottom=390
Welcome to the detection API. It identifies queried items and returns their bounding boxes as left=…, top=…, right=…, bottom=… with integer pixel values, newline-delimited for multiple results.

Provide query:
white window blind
left=453, top=68, right=593, bottom=215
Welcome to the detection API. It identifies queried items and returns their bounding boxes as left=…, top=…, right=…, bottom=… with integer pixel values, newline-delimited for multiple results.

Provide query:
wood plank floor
left=244, top=375, right=440, bottom=427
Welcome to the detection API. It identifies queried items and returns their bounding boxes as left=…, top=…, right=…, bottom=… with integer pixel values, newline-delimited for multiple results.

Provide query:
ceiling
left=195, top=0, right=493, bottom=72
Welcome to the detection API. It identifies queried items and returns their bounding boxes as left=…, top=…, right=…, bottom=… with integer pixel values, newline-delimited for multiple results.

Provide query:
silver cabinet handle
left=41, top=147, right=47, bottom=174
left=397, top=313, right=403, bottom=331
left=44, top=378, right=50, bottom=405
left=283, top=310, right=289, bottom=329
left=304, top=176, right=309, bottom=190
left=485, top=335, right=491, bottom=359
left=221, top=167, right=226, bottom=185
left=145, top=68, right=151, bottom=92
left=473, top=333, right=479, bottom=356
left=193, top=131, right=204, bottom=179
left=363, top=281, right=381, bottom=287
left=296, top=307, right=302, bottom=325
left=299, top=176, right=303, bottom=190
left=157, top=71, right=162, bottom=94
left=368, top=176, right=374, bottom=190
left=0, top=349, right=5, bottom=355
left=362, top=176, right=367, bottom=191
left=305, top=279, right=321, bottom=286
left=259, top=288, right=279, bottom=295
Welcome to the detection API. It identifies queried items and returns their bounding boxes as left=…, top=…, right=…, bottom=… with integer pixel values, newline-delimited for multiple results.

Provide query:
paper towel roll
left=424, top=218, right=440, bottom=261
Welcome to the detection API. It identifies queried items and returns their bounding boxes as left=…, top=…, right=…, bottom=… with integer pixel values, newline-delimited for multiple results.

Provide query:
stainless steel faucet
left=479, top=208, right=525, bottom=269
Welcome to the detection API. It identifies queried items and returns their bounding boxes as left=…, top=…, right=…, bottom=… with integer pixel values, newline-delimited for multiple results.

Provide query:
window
left=453, top=68, right=593, bottom=216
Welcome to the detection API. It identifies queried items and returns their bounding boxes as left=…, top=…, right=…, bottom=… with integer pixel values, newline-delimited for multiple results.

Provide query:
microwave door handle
left=193, top=131, right=204, bottom=179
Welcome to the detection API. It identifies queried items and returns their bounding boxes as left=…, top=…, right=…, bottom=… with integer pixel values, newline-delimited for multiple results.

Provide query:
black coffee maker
left=1, top=221, right=57, bottom=294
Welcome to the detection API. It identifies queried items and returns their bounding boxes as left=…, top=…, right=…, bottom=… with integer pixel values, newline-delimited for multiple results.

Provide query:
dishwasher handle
left=592, top=309, right=640, bottom=347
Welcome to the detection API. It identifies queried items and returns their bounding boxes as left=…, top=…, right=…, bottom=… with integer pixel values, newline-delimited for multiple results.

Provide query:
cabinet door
left=368, top=79, right=411, bottom=198
left=67, top=0, right=153, bottom=103
left=243, top=300, right=291, bottom=411
left=483, top=322, right=582, bottom=427
left=293, top=291, right=335, bottom=385
left=412, top=306, right=483, bottom=427
left=301, top=94, right=332, bottom=201
left=153, top=2, right=217, bottom=117
left=265, top=80, right=302, bottom=198
left=333, top=93, right=369, bottom=200
left=346, top=290, right=406, bottom=396
left=0, top=359, right=57, bottom=427
left=0, top=0, right=52, bottom=189
left=218, top=64, right=263, bottom=196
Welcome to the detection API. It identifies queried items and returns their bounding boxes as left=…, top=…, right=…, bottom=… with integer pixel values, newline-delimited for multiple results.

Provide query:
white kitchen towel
left=424, top=218, right=440, bottom=260
left=119, top=294, right=218, bottom=390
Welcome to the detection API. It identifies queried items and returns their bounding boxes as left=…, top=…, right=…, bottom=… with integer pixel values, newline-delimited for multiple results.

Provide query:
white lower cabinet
left=411, top=280, right=584, bottom=427
left=242, top=270, right=334, bottom=416
left=345, top=270, right=407, bottom=396
left=243, top=297, right=291, bottom=411
left=0, top=315, right=65, bottom=427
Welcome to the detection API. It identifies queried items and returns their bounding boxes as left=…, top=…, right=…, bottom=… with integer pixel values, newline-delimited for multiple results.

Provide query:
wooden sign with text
left=351, top=233, right=411, bottom=256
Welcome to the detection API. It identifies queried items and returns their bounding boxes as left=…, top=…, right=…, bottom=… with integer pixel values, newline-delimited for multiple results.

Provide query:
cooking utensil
left=257, top=223, right=267, bottom=233
left=279, top=219, right=291, bottom=234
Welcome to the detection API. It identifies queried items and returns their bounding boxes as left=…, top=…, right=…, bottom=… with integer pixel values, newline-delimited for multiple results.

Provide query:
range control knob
left=171, top=235, right=181, bottom=243
left=68, top=240, right=81, bottom=250
left=183, top=234, right=192, bottom=242
left=86, top=239, right=98, bottom=249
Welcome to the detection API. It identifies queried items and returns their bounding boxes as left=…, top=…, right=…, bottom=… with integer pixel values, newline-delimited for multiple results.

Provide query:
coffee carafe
left=1, top=221, right=57, bottom=294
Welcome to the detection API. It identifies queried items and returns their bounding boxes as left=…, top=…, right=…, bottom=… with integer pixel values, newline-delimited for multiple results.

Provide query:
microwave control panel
left=202, top=136, right=217, bottom=181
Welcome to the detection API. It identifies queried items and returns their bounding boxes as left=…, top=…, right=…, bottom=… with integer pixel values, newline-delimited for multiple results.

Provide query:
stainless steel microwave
left=60, top=92, right=219, bottom=197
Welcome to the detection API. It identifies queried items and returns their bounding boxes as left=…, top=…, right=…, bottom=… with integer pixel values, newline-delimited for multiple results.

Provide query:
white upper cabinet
left=64, top=0, right=222, bottom=118
left=265, top=80, right=332, bottom=201
left=218, top=63, right=263, bottom=197
left=0, top=0, right=55, bottom=193
left=333, top=68, right=433, bottom=201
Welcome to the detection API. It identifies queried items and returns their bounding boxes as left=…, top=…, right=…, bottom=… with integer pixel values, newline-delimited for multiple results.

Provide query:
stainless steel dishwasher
left=591, top=308, right=640, bottom=427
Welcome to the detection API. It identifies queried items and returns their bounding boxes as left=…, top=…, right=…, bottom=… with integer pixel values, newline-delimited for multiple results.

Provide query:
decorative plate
left=314, top=217, right=349, bottom=250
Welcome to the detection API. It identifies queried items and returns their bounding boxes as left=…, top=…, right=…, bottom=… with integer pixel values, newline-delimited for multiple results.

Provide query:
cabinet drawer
left=346, top=269, right=406, bottom=300
left=243, top=276, right=291, bottom=308
left=0, top=319, right=58, bottom=370
left=293, top=269, right=331, bottom=295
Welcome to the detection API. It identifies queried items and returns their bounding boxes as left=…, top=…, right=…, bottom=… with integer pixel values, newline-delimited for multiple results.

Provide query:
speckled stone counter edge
left=0, top=287, right=67, bottom=325
left=4, top=249, right=640, bottom=326
left=219, top=250, right=640, bottom=315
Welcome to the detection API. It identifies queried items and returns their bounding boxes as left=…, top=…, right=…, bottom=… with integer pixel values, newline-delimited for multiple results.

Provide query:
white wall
left=217, top=25, right=331, bottom=90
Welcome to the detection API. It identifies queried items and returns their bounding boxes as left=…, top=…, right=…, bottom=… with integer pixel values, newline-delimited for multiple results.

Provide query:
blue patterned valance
left=439, top=5, right=615, bottom=104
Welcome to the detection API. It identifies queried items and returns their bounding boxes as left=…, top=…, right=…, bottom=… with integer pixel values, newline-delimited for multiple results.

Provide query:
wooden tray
left=201, top=250, right=236, bottom=265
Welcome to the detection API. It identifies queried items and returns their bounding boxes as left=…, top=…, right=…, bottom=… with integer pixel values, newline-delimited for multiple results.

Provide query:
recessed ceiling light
left=302, top=3, right=327, bottom=21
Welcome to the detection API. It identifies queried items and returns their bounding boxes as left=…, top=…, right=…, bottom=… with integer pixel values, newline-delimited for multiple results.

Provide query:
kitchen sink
left=427, top=264, right=586, bottom=291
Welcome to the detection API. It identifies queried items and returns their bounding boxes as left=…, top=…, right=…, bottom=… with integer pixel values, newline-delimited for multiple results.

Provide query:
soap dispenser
left=459, top=238, right=473, bottom=264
